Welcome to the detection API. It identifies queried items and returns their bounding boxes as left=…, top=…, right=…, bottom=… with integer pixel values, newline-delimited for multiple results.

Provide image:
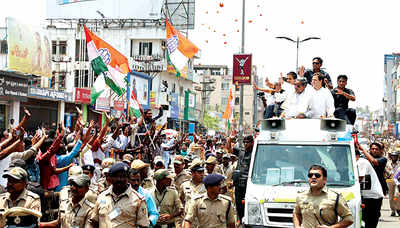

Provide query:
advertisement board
left=75, top=88, right=91, bottom=104
left=7, top=18, right=52, bottom=78
left=0, top=73, right=29, bottom=100
left=47, top=0, right=164, bottom=20
left=233, top=54, right=252, bottom=84
left=170, top=92, right=179, bottom=119
left=129, top=71, right=151, bottom=110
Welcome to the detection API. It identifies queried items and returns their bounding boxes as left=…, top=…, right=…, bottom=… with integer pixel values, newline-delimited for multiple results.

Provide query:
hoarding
left=47, top=0, right=164, bottom=20
left=233, top=54, right=252, bottom=85
left=0, top=73, right=29, bottom=100
left=7, top=18, right=52, bottom=78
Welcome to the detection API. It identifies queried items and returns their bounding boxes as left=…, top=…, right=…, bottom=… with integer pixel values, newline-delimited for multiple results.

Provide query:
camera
left=161, top=104, right=169, bottom=111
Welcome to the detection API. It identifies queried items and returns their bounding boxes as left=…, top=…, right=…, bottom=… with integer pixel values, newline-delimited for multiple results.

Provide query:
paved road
left=378, top=197, right=399, bottom=228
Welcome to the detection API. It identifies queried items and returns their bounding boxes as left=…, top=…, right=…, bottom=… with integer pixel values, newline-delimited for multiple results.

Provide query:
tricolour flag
left=165, top=19, right=199, bottom=78
left=129, top=89, right=143, bottom=118
left=84, top=25, right=130, bottom=104
left=222, top=89, right=234, bottom=130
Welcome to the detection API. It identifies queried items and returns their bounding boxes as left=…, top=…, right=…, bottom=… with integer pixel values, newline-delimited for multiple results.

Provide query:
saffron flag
left=222, top=89, right=234, bottom=130
left=165, top=19, right=199, bottom=78
left=84, top=25, right=129, bottom=104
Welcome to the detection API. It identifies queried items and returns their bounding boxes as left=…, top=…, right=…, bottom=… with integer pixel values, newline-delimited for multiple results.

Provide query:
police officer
left=173, top=155, right=191, bottom=194
left=131, top=159, right=154, bottom=190
left=205, top=156, right=223, bottom=175
left=180, top=159, right=206, bottom=207
left=153, top=169, right=183, bottom=228
left=233, top=135, right=254, bottom=221
left=293, top=165, right=354, bottom=228
left=40, top=174, right=94, bottom=228
left=3, top=207, right=41, bottom=228
left=184, top=174, right=235, bottom=228
left=0, top=167, right=41, bottom=227
left=90, top=162, right=150, bottom=228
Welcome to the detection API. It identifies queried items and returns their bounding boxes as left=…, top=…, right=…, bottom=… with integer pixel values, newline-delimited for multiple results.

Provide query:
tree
left=203, top=111, right=220, bottom=130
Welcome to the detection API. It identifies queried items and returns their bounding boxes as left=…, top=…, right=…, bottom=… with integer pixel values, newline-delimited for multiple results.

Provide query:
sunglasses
left=308, top=173, right=322, bottom=178
left=312, top=62, right=321, bottom=65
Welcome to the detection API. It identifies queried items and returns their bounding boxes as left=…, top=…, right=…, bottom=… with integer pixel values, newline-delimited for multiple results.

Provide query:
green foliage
left=203, top=111, right=221, bottom=130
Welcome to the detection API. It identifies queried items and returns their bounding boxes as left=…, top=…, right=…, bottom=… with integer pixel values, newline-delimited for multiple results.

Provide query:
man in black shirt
left=361, top=142, right=388, bottom=196
left=331, top=75, right=356, bottom=124
left=300, top=57, right=333, bottom=89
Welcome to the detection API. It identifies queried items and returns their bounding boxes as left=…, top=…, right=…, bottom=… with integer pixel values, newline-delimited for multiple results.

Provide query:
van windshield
left=251, top=144, right=355, bottom=186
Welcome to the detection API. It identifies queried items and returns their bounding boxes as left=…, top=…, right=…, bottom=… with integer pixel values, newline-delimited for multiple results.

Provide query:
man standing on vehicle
left=233, top=135, right=254, bottom=222
left=293, top=165, right=354, bottom=228
left=299, top=57, right=333, bottom=89
left=331, top=75, right=356, bottom=124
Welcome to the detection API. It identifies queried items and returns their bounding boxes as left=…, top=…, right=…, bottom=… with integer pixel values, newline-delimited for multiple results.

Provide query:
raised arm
left=15, top=108, right=31, bottom=130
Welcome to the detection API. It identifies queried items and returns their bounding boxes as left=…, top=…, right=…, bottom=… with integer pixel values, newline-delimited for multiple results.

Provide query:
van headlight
left=247, top=202, right=263, bottom=225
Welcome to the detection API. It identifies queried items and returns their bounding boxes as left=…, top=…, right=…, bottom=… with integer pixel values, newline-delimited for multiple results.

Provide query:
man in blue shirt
left=129, top=168, right=159, bottom=227
left=55, top=139, right=82, bottom=191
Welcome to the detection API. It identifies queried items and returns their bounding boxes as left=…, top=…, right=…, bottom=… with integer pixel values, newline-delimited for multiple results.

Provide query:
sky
left=1, top=0, right=399, bottom=110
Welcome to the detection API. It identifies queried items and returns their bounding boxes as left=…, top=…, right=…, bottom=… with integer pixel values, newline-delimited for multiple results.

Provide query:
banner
left=7, top=17, right=52, bottom=78
left=233, top=54, right=252, bottom=84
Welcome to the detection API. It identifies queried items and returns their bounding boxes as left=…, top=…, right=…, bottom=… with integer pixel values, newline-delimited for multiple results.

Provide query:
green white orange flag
left=129, top=89, right=143, bottom=118
left=84, top=25, right=130, bottom=104
left=222, top=89, right=234, bottom=130
left=166, top=19, right=199, bottom=78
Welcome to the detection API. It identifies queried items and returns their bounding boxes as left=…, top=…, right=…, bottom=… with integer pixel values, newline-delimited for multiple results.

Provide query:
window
left=75, top=39, right=88, bottom=61
left=74, top=70, right=89, bottom=88
left=251, top=144, right=355, bottom=186
left=221, top=97, right=228, bottom=106
left=0, top=40, right=7, bottom=54
left=139, top=42, right=152, bottom=56
left=245, top=112, right=250, bottom=115
left=235, top=97, right=240, bottom=105
left=161, top=41, right=166, bottom=58
left=221, top=82, right=229, bottom=90
left=52, top=41, right=67, bottom=55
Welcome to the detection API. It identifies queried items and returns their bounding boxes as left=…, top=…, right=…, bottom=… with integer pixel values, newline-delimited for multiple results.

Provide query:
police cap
left=203, top=173, right=225, bottom=187
left=108, top=162, right=130, bottom=176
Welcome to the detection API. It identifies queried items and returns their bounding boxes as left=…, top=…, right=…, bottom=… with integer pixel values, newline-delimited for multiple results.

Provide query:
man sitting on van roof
left=281, top=79, right=313, bottom=119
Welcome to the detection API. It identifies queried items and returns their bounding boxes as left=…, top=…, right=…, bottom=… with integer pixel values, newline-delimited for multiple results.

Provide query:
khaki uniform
left=153, top=186, right=183, bottom=226
left=205, top=165, right=224, bottom=176
left=96, top=177, right=110, bottom=194
left=0, top=189, right=41, bottom=226
left=222, top=164, right=235, bottom=200
left=180, top=180, right=207, bottom=206
left=59, top=197, right=94, bottom=228
left=142, top=176, right=155, bottom=190
left=173, top=169, right=191, bottom=193
left=184, top=193, right=236, bottom=228
left=386, top=160, right=400, bottom=211
left=90, top=185, right=149, bottom=228
left=294, top=188, right=354, bottom=227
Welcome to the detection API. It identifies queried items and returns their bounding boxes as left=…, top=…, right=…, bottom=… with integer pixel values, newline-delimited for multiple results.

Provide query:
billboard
left=47, top=0, right=164, bottom=20
left=166, top=0, right=195, bottom=30
left=233, top=54, right=252, bottom=85
left=7, top=18, right=52, bottom=78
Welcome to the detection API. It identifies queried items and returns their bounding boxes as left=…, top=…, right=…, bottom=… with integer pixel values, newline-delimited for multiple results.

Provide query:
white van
left=243, top=119, right=361, bottom=228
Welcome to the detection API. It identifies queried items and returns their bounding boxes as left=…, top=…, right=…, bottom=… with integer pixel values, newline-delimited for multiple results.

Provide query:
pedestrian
left=355, top=147, right=384, bottom=228
left=90, top=162, right=150, bottom=228
left=183, top=173, right=236, bottom=228
left=153, top=169, right=183, bottom=228
left=386, top=151, right=400, bottom=216
left=293, top=165, right=354, bottom=228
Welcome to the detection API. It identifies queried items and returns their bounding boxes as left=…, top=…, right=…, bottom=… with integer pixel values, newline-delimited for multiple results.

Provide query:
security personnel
left=3, top=207, right=41, bottom=228
left=82, top=164, right=96, bottom=182
left=131, top=159, right=154, bottom=190
left=180, top=159, right=207, bottom=207
left=40, top=174, right=94, bottom=228
left=293, top=165, right=354, bottom=228
left=232, top=135, right=254, bottom=221
left=205, top=156, right=224, bottom=175
left=173, top=155, right=191, bottom=193
left=90, top=162, right=150, bottom=228
left=386, top=151, right=400, bottom=216
left=221, top=154, right=234, bottom=200
left=0, top=167, right=41, bottom=227
left=184, top=174, right=235, bottom=228
left=153, top=169, right=184, bottom=228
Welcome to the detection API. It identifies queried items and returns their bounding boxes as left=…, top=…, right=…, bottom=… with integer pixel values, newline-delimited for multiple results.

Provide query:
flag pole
left=126, top=73, right=130, bottom=118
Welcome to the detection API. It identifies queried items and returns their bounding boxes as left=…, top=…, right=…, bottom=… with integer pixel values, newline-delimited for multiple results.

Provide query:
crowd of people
left=255, top=57, right=356, bottom=124
left=0, top=105, right=246, bottom=227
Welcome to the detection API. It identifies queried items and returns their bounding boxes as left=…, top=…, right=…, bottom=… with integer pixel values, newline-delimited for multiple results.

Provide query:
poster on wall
left=7, top=17, right=52, bottom=78
left=129, top=71, right=151, bottom=110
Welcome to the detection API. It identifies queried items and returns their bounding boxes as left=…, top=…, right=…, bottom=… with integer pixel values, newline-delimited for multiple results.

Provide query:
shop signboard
left=7, top=18, right=52, bottom=78
left=233, top=54, right=252, bottom=84
left=129, top=71, right=151, bottom=110
left=29, top=87, right=73, bottom=102
left=0, top=74, right=28, bottom=100
left=184, top=90, right=196, bottom=121
left=95, top=97, right=110, bottom=112
left=170, top=92, right=179, bottom=119
left=75, top=88, right=91, bottom=104
left=113, top=100, right=125, bottom=111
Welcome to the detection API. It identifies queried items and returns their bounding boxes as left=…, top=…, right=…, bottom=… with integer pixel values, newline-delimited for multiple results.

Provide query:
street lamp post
left=276, top=36, right=321, bottom=72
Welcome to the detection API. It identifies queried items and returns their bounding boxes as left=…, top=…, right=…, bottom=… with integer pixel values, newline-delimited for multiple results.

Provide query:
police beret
left=122, top=154, right=134, bottom=163
left=154, top=156, right=164, bottom=165
left=3, top=167, right=28, bottom=181
left=68, top=166, right=83, bottom=177
left=205, top=156, right=217, bottom=165
left=108, top=162, right=130, bottom=175
left=131, top=160, right=150, bottom=170
left=203, top=173, right=225, bottom=186
left=153, top=169, right=175, bottom=181
left=389, top=151, right=399, bottom=156
left=9, top=159, right=26, bottom=169
left=216, top=149, right=223, bottom=154
left=101, top=158, right=116, bottom=169
left=68, top=174, right=91, bottom=187
left=190, top=158, right=204, bottom=172
left=173, top=155, right=185, bottom=165
left=82, top=164, right=95, bottom=172
left=222, top=154, right=230, bottom=159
